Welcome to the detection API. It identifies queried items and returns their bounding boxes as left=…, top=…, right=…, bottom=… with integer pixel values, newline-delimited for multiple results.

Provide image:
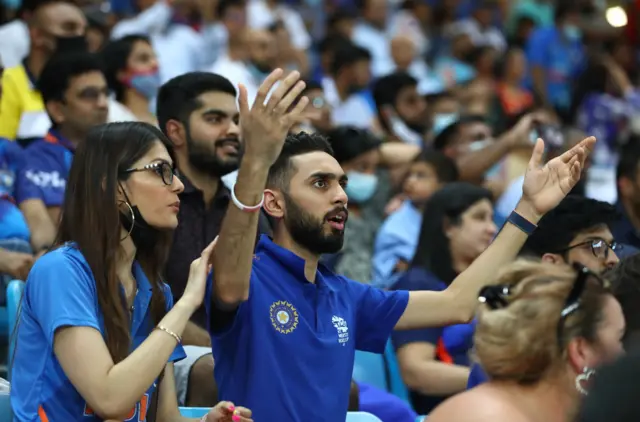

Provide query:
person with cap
left=324, top=126, right=420, bottom=283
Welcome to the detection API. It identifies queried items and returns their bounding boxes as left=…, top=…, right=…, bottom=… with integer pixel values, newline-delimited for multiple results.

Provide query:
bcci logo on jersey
left=270, top=301, right=299, bottom=334
left=332, top=315, right=349, bottom=346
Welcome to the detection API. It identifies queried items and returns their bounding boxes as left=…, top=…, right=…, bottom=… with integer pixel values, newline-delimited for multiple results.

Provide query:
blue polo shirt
left=0, top=138, right=29, bottom=241
left=467, top=363, right=489, bottom=389
left=11, top=244, right=186, bottom=421
left=391, top=267, right=475, bottom=414
left=15, top=129, right=74, bottom=208
left=205, top=235, right=409, bottom=421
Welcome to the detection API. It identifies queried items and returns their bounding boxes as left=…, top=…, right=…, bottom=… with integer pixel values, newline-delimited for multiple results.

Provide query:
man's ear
left=541, top=253, right=565, bottom=265
left=165, top=119, right=187, bottom=147
left=46, top=100, right=65, bottom=126
left=263, top=188, right=285, bottom=219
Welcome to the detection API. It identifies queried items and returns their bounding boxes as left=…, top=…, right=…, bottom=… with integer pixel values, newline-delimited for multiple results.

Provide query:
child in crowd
left=371, top=150, right=458, bottom=289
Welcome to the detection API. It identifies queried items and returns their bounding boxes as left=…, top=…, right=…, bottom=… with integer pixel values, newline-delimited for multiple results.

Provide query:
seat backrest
left=346, top=411, right=383, bottom=422
left=384, top=340, right=410, bottom=402
left=179, top=407, right=209, bottom=418
left=352, top=350, right=387, bottom=391
left=0, top=392, right=11, bottom=422
left=7, top=280, right=25, bottom=380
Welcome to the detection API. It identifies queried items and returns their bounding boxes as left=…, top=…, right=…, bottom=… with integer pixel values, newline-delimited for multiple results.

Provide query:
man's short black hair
left=372, top=71, right=417, bottom=112
left=216, top=0, right=245, bottom=17
left=38, top=51, right=104, bottom=104
left=413, top=150, right=459, bottom=183
left=156, top=72, right=236, bottom=135
left=330, top=44, right=371, bottom=76
left=520, top=195, right=619, bottom=257
left=266, top=132, right=334, bottom=190
left=433, top=120, right=462, bottom=150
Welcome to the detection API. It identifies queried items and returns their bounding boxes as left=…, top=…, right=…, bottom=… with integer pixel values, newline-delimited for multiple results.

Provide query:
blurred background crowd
left=2, top=0, right=640, bottom=420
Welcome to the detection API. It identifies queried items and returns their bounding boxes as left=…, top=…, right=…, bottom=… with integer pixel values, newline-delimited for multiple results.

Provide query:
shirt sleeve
left=14, top=146, right=59, bottom=205
left=25, top=250, right=101, bottom=345
left=346, top=279, right=409, bottom=354
left=372, top=227, right=412, bottom=289
left=0, top=71, right=21, bottom=140
left=161, top=284, right=187, bottom=363
left=390, top=271, right=443, bottom=350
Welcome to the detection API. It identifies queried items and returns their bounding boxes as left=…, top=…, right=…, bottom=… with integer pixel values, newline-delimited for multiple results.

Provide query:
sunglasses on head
left=478, top=263, right=607, bottom=350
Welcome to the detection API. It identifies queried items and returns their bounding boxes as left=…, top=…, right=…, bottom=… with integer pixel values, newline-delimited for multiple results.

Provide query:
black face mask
left=119, top=185, right=159, bottom=251
left=54, top=35, right=88, bottom=55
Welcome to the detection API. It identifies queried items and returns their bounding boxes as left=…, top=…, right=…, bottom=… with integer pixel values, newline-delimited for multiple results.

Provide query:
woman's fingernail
left=228, top=405, right=235, bottom=412
left=232, top=415, right=240, bottom=422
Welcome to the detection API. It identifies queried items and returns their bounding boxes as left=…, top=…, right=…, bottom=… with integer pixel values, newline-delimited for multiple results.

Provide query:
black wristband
left=507, top=211, right=537, bottom=235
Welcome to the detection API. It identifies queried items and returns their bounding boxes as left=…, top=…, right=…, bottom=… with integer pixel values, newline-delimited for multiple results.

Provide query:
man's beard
left=282, top=192, right=347, bottom=255
left=186, top=132, right=241, bottom=177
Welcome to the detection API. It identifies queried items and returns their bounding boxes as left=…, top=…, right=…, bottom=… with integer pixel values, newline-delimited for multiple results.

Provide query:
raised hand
left=238, top=69, right=308, bottom=166
left=520, top=136, right=596, bottom=218
left=179, top=236, right=218, bottom=310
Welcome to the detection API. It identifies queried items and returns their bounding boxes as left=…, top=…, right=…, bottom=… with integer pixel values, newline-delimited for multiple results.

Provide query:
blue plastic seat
left=0, top=392, right=11, bottom=422
left=384, top=340, right=410, bottom=402
left=352, top=350, right=387, bottom=391
left=179, top=407, right=210, bottom=417
left=346, top=411, right=383, bottom=421
left=7, top=279, right=24, bottom=380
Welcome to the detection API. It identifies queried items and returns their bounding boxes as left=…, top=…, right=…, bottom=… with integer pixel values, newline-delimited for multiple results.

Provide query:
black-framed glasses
left=556, top=263, right=607, bottom=350
left=560, top=239, right=622, bottom=260
left=121, top=162, right=176, bottom=186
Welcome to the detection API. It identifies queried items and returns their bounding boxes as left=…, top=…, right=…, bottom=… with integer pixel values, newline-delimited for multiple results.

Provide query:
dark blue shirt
left=467, top=363, right=489, bottom=389
left=15, top=129, right=74, bottom=208
left=391, top=267, right=475, bottom=414
left=205, top=235, right=409, bottom=421
left=0, top=138, right=29, bottom=241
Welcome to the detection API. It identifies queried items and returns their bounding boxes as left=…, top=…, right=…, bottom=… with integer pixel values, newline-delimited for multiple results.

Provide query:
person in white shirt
left=351, top=0, right=394, bottom=77
left=328, top=43, right=376, bottom=129
left=210, top=28, right=277, bottom=107
left=449, top=0, right=507, bottom=53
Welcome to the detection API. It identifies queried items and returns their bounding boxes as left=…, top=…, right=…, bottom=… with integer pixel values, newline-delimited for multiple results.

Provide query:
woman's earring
left=119, top=200, right=135, bottom=240
left=575, top=366, right=595, bottom=396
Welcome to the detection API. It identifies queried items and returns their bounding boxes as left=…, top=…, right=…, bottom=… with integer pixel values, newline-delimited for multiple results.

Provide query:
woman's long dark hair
left=55, top=121, right=175, bottom=363
left=100, top=34, right=152, bottom=103
left=411, top=182, right=493, bottom=284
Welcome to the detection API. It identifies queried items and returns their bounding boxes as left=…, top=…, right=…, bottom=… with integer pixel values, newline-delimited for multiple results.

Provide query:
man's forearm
left=456, top=136, right=512, bottom=182
left=182, top=321, right=211, bottom=347
left=212, top=157, right=270, bottom=305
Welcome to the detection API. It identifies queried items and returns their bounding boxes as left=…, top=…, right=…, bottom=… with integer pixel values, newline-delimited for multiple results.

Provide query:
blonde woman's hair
left=475, top=260, right=610, bottom=384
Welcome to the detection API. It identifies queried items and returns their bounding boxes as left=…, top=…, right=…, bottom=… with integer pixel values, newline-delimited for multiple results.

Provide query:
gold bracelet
left=156, top=325, right=182, bottom=344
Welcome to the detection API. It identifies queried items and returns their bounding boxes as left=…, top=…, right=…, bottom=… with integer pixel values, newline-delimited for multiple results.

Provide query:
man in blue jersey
left=15, top=51, right=108, bottom=256
left=0, top=137, right=33, bottom=297
left=205, top=68, right=595, bottom=421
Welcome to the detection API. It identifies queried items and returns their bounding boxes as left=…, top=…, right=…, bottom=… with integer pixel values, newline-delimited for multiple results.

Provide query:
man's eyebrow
left=306, top=172, right=348, bottom=182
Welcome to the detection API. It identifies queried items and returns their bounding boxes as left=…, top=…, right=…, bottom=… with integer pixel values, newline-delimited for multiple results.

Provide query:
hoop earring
left=575, top=367, right=595, bottom=396
left=119, top=200, right=135, bottom=241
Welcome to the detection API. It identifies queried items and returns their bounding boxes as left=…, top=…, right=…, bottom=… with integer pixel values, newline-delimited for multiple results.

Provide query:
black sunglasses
left=121, top=162, right=177, bottom=186
left=559, top=239, right=622, bottom=260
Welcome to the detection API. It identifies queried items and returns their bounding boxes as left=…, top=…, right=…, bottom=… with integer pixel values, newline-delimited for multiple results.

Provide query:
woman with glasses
left=10, top=122, right=252, bottom=422
left=428, top=260, right=626, bottom=422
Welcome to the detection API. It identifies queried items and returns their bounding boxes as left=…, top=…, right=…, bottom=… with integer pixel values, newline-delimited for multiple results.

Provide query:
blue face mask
left=345, top=171, right=378, bottom=204
left=1, top=0, right=21, bottom=11
left=563, top=25, right=582, bottom=41
left=129, top=72, right=161, bottom=99
left=432, top=113, right=459, bottom=136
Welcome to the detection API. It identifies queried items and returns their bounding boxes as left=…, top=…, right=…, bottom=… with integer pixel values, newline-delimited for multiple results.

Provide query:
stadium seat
left=352, top=350, right=387, bottom=391
left=346, top=411, right=383, bottom=421
left=179, top=407, right=210, bottom=417
left=0, top=390, right=11, bottom=422
left=384, top=340, right=409, bottom=402
left=7, top=280, right=24, bottom=380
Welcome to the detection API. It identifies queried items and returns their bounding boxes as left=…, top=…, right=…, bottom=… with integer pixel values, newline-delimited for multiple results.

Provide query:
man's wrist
left=514, top=199, right=542, bottom=225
